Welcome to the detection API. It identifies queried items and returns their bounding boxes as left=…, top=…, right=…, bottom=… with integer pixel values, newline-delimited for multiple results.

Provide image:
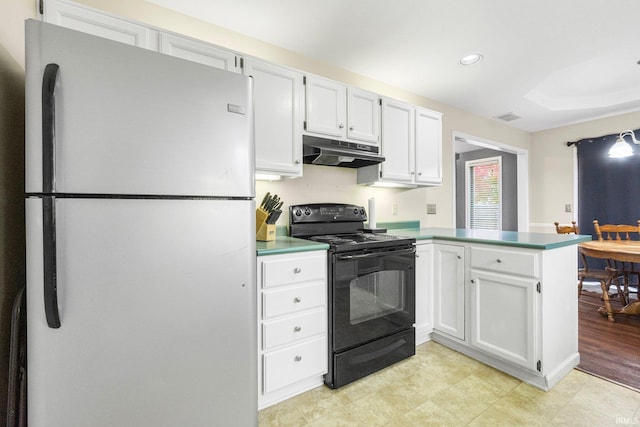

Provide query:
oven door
left=331, top=245, right=416, bottom=352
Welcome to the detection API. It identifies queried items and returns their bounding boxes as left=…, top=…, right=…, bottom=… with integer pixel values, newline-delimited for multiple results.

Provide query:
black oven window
left=349, top=270, right=406, bottom=325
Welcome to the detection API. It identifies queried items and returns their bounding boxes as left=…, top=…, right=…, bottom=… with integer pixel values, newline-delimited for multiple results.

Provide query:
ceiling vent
left=495, top=112, right=521, bottom=122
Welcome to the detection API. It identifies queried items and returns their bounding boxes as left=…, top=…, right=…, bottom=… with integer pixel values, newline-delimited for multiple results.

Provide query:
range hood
left=302, top=135, right=385, bottom=168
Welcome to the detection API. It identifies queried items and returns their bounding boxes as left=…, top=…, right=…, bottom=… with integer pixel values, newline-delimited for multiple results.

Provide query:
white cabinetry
left=304, top=76, right=380, bottom=145
left=158, top=33, right=240, bottom=72
left=432, top=243, right=465, bottom=341
left=357, top=100, right=443, bottom=187
left=414, top=242, right=433, bottom=344
left=257, top=251, right=327, bottom=409
left=430, top=241, right=579, bottom=391
left=42, top=0, right=158, bottom=49
left=246, top=59, right=304, bottom=177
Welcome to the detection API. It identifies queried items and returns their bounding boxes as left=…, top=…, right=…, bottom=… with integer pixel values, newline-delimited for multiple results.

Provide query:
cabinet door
left=415, top=243, right=434, bottom=344
left=43, top=0, right=158, bottom=49
left=347, top=88, right=380, bottom=144
left=158, top=33, right=240, bottom=72
left=380, top=98, right=414, bottom=182
left=305, top=76, right=346, bottom=138
left=469, top=270, right=538, bottom=371
left=433, top=244, right=465, bottom=340
left=415, top=107, right=443, bottom=185
left=246, top=59, right=303, bottom=176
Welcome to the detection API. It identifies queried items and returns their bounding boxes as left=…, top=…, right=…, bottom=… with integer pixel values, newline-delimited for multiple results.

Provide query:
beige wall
left=530, top=110, right=640, bottom=233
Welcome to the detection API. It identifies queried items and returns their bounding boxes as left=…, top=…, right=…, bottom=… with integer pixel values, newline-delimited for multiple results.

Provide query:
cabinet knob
left=294, top=159, right=301, bottom=165
left=339, top=123, right=345, bottom=129
left=293, top=326, right=302, bottom=332
left=496, top=259, right=502, bottom=263
left=457, top=255, right=462, bottom=259
left=410, top=171, right=415, bottom=175
left=349, top=126, right=354, bottom=131
left=293, top=267, right=301, bottom=274
left=418, top=172, right=422, bottom=176
left=293, top=297, right=302, bottom=303
left=415, top=253, right=420, bottom=258
left=294, top=355, right=302, bottom=362
left=470, top=279, right=475, bottom=284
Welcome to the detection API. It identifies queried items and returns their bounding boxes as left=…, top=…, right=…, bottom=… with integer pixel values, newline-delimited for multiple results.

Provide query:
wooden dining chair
left=554, top=221, right=579, bottom=234
left=593, top=220, right=640, bottom=304
left=554, top=221, right=624, bottom=300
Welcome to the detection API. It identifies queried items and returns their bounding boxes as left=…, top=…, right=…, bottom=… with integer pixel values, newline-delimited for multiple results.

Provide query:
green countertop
left=256, top=236, right=329, bottom=256
left=256, top=224, right=590, bottom=255
left=385, top=227, right=591, bottom=250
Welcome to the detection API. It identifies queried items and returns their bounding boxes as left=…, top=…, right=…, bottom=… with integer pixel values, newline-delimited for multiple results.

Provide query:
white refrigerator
left=25, top=20, right=257, bottom=426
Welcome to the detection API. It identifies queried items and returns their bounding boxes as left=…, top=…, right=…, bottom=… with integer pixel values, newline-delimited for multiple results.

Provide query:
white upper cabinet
left=357, top=100, right=443, bottom=187
left=245, top=58, right=303, bottom=177
left=415, top=107, right=443, bottom=185
left=42, top=0, right=158, bottom=49
left=379, top=98, right=414, bottom=182
left=304, top=76, right=347, bottom=139
left=305, top=76, right=380, bottom=145
left=158, top=33, right=240, bottom=73
left=346, top=88, right=380, bottom=144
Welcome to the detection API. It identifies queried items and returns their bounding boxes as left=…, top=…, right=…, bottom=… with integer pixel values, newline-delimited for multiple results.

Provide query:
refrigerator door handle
left=42, top=63, right=61, bottom=328
left=42, top=196, right=60, bottom=328
left=42, top=63, right=58, bottom=193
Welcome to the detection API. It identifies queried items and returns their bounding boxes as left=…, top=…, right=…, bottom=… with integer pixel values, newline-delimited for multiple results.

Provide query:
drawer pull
left=293, top=326, right=302, bottom=332
left=496, top=259, right=502, bottom=263
left=293, top=267, right=301, bottom=274
left=294, top=355, right=302, bottom=362
left=457, top=255, right=462, bottom=259
left=293, top=297, right=302, bottom=303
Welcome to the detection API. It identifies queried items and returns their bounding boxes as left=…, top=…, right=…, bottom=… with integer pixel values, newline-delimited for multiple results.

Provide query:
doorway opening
left=452, top=131, right=529, bottom=231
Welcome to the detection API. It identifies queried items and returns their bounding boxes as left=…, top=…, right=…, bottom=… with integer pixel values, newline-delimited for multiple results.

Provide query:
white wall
left=529, top=110, right=640, bottom=233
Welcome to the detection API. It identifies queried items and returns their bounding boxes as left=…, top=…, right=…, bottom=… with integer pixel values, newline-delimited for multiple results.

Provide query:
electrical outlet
left=427, top=204, right=437, bottom=215
left=565, top=204, right=572, bottom=213
left=391, top=203, right=398, bottom=215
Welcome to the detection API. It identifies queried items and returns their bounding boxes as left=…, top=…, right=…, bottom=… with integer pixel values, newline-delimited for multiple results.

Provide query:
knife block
left=256, top=208, right=276, bottom=241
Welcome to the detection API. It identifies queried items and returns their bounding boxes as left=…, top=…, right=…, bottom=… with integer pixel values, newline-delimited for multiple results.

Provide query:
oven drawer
left=262, top=308, right=326, bottom=350
left=470, top=247, right=539, bottom=278
left=262, top=282, right=325, bottom=319
left=262, top=254, right=326, bottom=289
left=263, top=337, right=327, bottom=393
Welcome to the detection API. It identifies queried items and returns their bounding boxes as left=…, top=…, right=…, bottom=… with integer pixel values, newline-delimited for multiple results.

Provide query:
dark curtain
left=576, top=128, right=640, bottom=268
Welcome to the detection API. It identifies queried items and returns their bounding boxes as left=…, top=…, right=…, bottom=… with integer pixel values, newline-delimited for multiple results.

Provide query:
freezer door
left=26, top=197, right=257, bottom=426
left=25, top=20, right=254, bottom=197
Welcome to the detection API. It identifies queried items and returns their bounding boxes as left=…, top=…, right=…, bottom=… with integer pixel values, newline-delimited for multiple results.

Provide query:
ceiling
left=147, top=0, right=640, bottom=132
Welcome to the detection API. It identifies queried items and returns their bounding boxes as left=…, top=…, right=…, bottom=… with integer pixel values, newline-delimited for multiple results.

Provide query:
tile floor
left=259, top=341, right=640, bottom=426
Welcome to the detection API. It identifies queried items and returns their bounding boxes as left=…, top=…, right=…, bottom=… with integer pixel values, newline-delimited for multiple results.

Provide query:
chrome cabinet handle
left=293, top=326, right=302, bottom=332
left=293, top=267, right=301, bottom=274
left=294, top=355, right=302, bottom=362
left=293, top=297, right=301, bottom=303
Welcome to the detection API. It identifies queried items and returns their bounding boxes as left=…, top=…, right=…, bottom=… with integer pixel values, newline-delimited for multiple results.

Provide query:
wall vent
left=495, top=112, right=521, bottom=122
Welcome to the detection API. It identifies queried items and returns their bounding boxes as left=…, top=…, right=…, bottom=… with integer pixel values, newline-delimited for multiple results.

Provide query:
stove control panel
left=290, top=203, right=367, bottom=223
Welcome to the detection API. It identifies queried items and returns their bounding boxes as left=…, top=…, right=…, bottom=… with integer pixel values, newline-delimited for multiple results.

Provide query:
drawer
left=262, top=282, right=325, bottom=319
left=262, top=254, right=326, bottom=289
left=263, top=337, right=327, bottom=393
left=263, top=309, right=326, bottom=350
left=471, top=247, right=539, bottom=277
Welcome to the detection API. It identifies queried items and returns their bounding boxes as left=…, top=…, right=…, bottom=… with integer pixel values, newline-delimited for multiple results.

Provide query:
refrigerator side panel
left=27, top=198, right=257, bottom=427
left=25, top=19, right=254, bottom=198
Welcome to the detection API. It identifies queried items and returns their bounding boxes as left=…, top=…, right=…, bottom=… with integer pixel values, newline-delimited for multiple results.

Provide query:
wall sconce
left=608, top=130, right=639, bottom=158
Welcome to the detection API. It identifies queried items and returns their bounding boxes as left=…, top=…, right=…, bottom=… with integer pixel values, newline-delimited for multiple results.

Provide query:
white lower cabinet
left=469, top=270, right=538, bottom=371
left=430, top=241, right=579, bottom=391
left=257, top=251, right=327, bottom=409
left=432, top=243, right=465, bottom=341
left=414, top=242, right=433, bottom=344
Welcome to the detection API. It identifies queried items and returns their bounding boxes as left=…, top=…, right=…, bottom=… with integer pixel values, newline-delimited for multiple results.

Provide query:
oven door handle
left=337, top=247, right=416, bottom=260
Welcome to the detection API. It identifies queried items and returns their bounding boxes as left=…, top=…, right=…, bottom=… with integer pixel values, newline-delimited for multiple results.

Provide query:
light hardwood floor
left=259, top=341, right=640, bottom=426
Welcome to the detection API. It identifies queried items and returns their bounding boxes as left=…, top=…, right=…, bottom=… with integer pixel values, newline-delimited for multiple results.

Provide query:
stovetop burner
left=289, top=203, right=415, bottom=251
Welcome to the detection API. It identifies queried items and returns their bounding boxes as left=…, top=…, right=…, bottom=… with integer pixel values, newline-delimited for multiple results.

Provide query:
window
left=466, top=156, right=502, bottom=230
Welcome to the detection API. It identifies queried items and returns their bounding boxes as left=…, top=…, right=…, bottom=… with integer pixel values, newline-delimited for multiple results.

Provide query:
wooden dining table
left=579, top=240, right=640, bottom=320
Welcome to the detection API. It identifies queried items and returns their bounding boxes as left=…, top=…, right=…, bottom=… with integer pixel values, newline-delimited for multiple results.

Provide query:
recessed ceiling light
left=460, top=53, right=483, bottom=65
